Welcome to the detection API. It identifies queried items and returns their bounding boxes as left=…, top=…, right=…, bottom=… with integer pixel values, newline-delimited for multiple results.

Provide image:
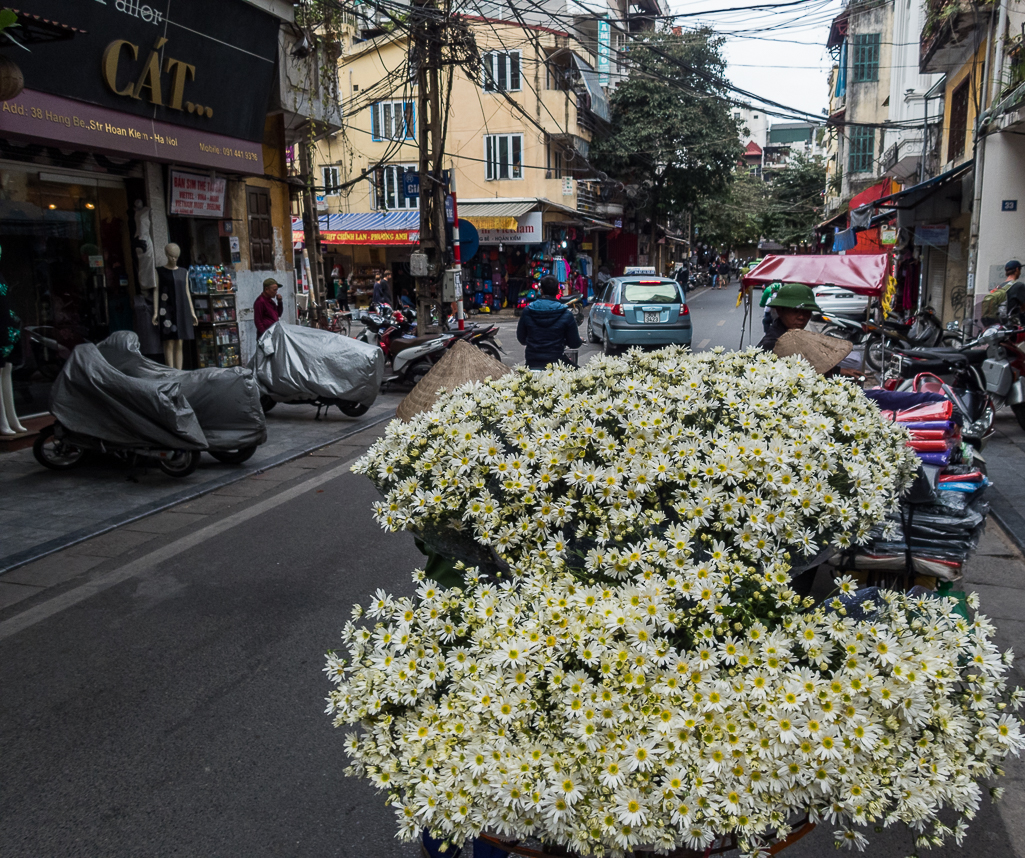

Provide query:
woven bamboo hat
left=396, top=339, right=513, bottom=421
left=773, top=329, right=852, bottom=374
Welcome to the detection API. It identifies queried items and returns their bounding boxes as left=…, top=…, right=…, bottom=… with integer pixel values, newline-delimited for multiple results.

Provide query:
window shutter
left=483, top=53, right=495, bottom=91
left=404, top=102, right=415, bottom=139
left=510, top=52, right=521, bottom=91
left=498, top=135, right=509, bottom=179
left=371, top=104, right=380, bottom=140
left=246, top=186, right=273, bottom=271
left=512, top=135, right=522, bottom=178
left=486, top=136, right=494, bottom=180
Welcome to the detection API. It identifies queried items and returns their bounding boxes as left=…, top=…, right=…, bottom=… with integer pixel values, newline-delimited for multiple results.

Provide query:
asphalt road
left=3, top=285, right=1024, bottom=858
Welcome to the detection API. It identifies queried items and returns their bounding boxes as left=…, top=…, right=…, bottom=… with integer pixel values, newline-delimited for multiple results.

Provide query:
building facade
left=0, top=0, right=338, bottom=417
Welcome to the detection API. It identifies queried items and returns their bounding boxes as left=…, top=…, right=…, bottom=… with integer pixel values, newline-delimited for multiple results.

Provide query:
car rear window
left=622, top=281, right=682, bottom=303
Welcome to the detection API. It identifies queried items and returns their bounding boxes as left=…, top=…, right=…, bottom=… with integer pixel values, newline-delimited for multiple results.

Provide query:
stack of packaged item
left=828, top=390, right=991, bottom=587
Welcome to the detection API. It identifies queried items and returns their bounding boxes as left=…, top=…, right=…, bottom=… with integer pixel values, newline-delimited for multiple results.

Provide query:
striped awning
left=457, top=201, right=537, bottom=218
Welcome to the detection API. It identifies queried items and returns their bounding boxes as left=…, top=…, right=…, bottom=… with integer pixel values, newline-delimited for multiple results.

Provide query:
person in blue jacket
left=516, top=275, right=582, bottom=369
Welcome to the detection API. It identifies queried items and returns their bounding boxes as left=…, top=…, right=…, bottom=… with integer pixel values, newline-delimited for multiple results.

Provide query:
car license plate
left=644, top=312, right=660, bottom=324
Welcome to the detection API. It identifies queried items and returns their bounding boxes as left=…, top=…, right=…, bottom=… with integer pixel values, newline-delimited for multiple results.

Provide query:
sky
left=668, top=0, right=844, bottom=121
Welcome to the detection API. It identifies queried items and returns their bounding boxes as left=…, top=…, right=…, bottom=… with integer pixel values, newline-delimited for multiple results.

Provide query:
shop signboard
left=318, top=230, right=419, bottom=246
left=0, top=89, right=265, bottom=173
left=474, top=211, right=542, bottom=246
left=597, top=19, right=611, bottom=86
left=914, top=224, right=950, bottom=247
left=403, top=172, right=420, bottom=198
left=11, top=0, right=280, bottom=145
left=169, top=170, right=227, bottom=217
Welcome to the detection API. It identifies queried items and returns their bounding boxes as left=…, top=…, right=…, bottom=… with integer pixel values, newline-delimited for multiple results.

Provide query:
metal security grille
left=848, top=126, right=875, bottom=174
left=852, top=33, right=880, bottom=83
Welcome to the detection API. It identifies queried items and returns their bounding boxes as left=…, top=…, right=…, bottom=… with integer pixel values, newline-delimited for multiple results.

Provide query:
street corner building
left=0, top=0, right=339, bottom=412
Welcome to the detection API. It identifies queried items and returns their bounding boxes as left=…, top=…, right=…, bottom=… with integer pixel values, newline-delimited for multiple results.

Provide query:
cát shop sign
left=169, top=170, right=226, bottom=218
left=8, top=0, right=279, bottom=144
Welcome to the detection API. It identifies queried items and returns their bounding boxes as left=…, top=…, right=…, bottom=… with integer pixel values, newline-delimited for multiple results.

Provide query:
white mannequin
left=152, top=242, right=197, bottom=370
left=0, top=242, right=26, bottom=436
left=134, top=199, right=157, bottom=293
left=0, top=363, right=26, bottom=435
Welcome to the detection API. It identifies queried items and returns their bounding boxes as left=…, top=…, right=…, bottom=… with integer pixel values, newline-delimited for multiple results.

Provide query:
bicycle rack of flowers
left=327, top=347, right=1025, bottom=858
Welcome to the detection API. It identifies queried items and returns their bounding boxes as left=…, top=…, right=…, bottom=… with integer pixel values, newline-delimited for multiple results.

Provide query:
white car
left=813, top=285, right=869, bottom=318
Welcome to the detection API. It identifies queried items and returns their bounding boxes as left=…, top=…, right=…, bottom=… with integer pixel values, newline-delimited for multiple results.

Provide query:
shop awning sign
left=474, top=211, right=542, bottom=245
left=169, top=171, right=226, bottom=217
left=319, top=230, right=419, bottom=246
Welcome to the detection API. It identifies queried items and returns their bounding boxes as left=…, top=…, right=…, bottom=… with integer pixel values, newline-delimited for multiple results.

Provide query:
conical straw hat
left=773, top=329, right=853, bottom=374
left=396, top=338, right=513, bottom=421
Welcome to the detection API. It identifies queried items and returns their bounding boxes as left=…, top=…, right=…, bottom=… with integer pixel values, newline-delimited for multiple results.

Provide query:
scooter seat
left=898, top=346, right=988, bottom=366
left=388, top=335, right=445, bottom=356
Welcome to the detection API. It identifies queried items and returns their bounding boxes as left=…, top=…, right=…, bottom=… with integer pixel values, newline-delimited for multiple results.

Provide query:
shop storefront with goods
left=0, top=0, right=284, bottom=409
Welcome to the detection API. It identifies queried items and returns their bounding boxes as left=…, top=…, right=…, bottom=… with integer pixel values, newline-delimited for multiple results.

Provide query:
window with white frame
left=322, top=165, right=341, bottom=194
left=483, top=51, right=522, bottom=92
left=485, top=133, right=523, bottom=180
left=371, top=101, right=414, bottom=141
left=371, top=164, right=419, bottom=210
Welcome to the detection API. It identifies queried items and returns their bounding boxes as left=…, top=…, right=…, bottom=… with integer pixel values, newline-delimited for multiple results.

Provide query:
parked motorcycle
left=450, top=322, right=505, bottom=361
left=34, top=421, right=202, bottom=477
left=253, top=322, right=383, bottom=418
left=885, top=325, right=1025, bottom=444
left=33, top=340, right=211, bottom=477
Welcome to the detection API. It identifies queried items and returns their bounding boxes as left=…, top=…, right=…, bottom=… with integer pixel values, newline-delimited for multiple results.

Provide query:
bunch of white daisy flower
left=328, top=347, right=1022, bottom=857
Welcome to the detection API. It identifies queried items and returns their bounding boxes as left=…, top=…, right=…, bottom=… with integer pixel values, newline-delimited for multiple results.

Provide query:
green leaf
left=0, top=8, right=19, bottom=30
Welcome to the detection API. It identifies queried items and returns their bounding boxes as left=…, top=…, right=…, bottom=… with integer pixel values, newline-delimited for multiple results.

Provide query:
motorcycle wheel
left=865, top=336, right=886, bottom=372
left=573, top=307, right=584, bottom=326
left=33, top=424, right=86, bottom=471
left=259, top=394, right=277, bottom=414
left=338, top=401, right=369, bottom=417
left=475, top=341, right=502, bottom=361
left=210, top=445, right=258, bottom=465
left=158, top=450, right=201, bottom=478
left=1013, top=402, right=1025, bottom=433
left=407, top=359, right=433, bottom=386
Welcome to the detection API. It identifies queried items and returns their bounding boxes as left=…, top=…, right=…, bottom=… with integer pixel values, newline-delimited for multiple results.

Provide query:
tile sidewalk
left=0, top=394, right=403, bottom=574
left=982, top=409, right=1025, bottom=553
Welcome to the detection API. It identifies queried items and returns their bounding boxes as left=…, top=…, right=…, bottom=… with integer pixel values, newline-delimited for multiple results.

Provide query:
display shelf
left=190, top=266, right=240, bottom=368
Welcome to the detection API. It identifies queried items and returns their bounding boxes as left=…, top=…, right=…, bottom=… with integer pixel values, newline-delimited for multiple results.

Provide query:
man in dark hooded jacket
left=516, top=275, right=582, bottom=369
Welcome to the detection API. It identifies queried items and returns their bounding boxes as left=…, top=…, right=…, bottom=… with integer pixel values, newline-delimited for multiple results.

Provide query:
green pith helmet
left=769, top=282, right=820, bottom=311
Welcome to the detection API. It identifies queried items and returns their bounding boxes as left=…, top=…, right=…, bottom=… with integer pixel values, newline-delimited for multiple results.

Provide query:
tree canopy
left=591, top=28, right=741, bottom=257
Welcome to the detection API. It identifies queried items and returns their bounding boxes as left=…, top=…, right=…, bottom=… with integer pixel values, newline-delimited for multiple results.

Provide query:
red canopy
left=741, top=253, right=889, bottom=296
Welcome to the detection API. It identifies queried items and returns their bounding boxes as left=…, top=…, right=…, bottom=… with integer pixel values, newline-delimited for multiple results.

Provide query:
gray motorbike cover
left=50, top=344, right=208, bottom=450
left=97, top=332, right=267, bottom=451
left=251, top=322, right=384, bottom=406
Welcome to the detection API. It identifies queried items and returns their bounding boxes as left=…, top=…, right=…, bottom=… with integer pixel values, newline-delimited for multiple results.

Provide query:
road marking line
left=717, top=320, right=725, bottom=327
left=0, top=450, right=368, bottom=642
left=697, top=338, right=710, bottom=349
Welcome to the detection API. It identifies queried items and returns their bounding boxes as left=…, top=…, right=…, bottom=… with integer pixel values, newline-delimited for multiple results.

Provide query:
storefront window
left=0, top=166, right=132, bottom=411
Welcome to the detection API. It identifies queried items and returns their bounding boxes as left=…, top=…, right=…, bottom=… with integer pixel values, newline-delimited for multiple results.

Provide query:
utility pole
left=412, top=0, right=448, bottom=335
left=298, top=138, right=325, bottom=319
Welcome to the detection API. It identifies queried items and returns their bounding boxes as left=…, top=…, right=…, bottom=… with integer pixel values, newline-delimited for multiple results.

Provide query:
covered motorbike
left=37, top=341, right=209, bottom=477
left=251, top=322, right=384, bottom=418
left=97, top=331, right=267, bottom=462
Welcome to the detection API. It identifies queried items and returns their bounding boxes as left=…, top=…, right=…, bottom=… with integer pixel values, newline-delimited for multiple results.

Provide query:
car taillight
left=679, top=304, right=689, bottom=316
left=611, top=304, right=624, bottom=316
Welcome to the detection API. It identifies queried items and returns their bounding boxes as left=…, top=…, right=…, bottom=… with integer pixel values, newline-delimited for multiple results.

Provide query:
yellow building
left=313, top=18, right=614, bottom=307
